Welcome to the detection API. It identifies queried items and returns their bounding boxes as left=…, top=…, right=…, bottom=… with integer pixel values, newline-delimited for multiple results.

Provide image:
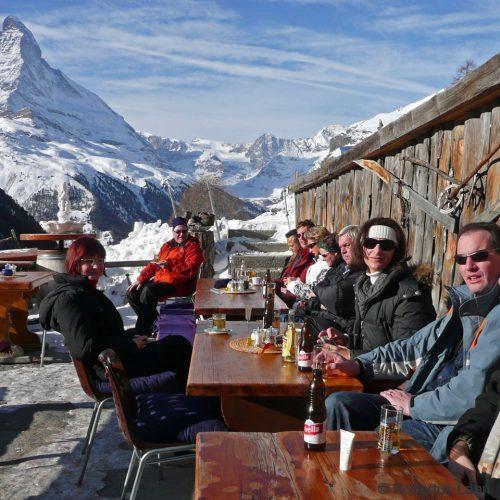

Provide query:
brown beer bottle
left=298, top=317, right=314, bottom=372
left=304, top=367, right=327, bottom=451
left=263, top=268, right=271, bottom=298
left=263, top=285, right=275, bottom=328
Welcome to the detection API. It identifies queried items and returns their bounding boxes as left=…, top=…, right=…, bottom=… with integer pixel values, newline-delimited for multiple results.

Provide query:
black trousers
left=125, top=335, right=192, bottom=390
left=127, top=281, right=176, bottom=335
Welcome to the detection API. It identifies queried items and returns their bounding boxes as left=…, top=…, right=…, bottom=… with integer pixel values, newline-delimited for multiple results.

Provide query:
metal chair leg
left=129, top=450, right=152, bottom=500
left=157, top=452, right=164, bottom=481
left=121, top=448, right=139, bottom=500
left=81, top=402, right=99, bottom=455
left=77, top=397, right=111, bottom=486
left=39, top=329, right=47, bottom=367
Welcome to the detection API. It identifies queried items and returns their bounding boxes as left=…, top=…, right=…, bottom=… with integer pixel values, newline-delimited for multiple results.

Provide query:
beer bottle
left=304, top=367, right=327, bottom=451
left=298, top=317, right=314, bottom=372
left=263, top=268, right=271, bottom=298
left=282, top=309, right=296, bottom=363
left=263, top=285, right=275, bottom=329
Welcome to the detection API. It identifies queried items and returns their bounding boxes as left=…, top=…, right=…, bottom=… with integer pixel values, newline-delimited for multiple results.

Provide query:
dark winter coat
left=447, top=367, right=500, bottom=499
left=351, top=263, right=436, bottom=357
left=39, top=273, right=138, bottom=380
left=308, top=262, right=362, bottom=335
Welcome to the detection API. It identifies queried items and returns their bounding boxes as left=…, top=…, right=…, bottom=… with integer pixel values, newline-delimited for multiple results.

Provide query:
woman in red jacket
left=127, top=217, right=204, bottom=335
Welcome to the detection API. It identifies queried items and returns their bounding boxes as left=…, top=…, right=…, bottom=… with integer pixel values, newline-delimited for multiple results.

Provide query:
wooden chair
left=71, top=357, right=114, bottom=486
left=99, top=349, right=196, bottom=500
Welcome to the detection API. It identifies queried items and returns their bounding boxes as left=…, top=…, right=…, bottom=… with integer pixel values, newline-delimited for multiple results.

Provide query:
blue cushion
left=134, top=393, right=227, bottom=443
left=96, top=370, right=180, bottom=396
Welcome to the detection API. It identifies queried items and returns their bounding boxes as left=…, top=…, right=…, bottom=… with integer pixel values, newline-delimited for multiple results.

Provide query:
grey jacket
left=358, top=283, right=500, bottom=425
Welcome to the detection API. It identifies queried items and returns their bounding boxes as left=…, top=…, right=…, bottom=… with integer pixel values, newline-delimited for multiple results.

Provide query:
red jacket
left=276, top=247, right=313, bottom=307
left=137, top=236, right=204, bottom=297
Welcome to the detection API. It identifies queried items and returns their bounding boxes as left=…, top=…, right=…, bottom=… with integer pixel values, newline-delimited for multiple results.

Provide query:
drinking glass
left=272, top=310, right=280, bottom=330
left=312, top=344, right=327, bottom=371
left=378, top=404, right=403, bottom=456
left=245, top=307, right=252, bottom=335
left=212, top=313, right=226, bottom=331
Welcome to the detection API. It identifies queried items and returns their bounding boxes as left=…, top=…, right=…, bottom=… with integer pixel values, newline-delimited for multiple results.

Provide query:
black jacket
left=309, top=262, right=362, bottom=334
left=39, top=273, right=138, bottom=379
left=351, top=263, right=436, bottom=357
left=447, top=367, right=500, bottom=499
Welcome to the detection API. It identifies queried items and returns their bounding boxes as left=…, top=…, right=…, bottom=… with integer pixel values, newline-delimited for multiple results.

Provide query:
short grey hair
left=338, top=224, right=359, bottom=241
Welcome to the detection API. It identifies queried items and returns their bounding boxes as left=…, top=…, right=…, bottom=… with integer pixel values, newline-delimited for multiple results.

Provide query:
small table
left=0, top=249, right=38, bottom=262
left=195, top=431, right=475, bottom=499
left=0, top=271, right=54, bottom=350
left=20, top=233, right=95, bottom=251
left=194, top=278, right=288, bottom=318
left=187, top=321, right=363, bottom=431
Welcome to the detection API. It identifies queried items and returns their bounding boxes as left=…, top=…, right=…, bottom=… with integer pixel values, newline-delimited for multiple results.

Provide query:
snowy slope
left=0, top=16, right=189, bottom=239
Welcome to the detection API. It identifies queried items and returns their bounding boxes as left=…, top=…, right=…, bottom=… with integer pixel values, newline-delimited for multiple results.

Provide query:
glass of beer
left=378, top=404, right=403, bottom=456
left=212, top=313, right=226, bottom=331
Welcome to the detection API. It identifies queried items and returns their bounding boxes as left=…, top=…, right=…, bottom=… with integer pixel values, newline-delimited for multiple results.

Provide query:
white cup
left=251, top=276, right=262, bottom=285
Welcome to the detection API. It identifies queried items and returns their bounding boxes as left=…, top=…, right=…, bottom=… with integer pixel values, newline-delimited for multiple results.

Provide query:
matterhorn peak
left=1, top=15, right=41, bottom=60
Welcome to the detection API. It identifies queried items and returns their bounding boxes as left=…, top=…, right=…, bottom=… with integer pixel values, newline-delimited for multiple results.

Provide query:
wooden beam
left=290, top=53, right=500, bottom=193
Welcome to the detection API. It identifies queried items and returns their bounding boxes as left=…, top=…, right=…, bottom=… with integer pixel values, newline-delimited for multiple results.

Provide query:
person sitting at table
left=276, top=229, right=314, bottom=307
left=317, top=222, right=500, bottom=463
left=284, top=227, right=334, bottom=302
left=305, top=225, right=363, bottom=338
left=447, top=365, right=500, bottom=499
left=127, top=217, right=204, bottom=336
left=39, top=236, right=193, bottom=386
left=319, top=217, right=435, bottom=356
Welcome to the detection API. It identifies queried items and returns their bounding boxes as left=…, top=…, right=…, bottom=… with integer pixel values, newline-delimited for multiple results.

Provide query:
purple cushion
left=96, top=370, right=180, bottom=396
left=134, top=393, right=227, bottom=443
left=156, top=312, right=196, bottom=344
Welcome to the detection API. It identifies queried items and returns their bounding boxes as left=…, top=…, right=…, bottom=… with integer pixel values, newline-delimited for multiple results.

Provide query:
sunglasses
left=455, top=249, right=490, bottom=265
left=173, top=229, right=188, bottom=234
left=307, top=242, right=318, bottom=249
left=363, top=238, right=397, bottom=251
left=298, top=232, right=307, bottom=239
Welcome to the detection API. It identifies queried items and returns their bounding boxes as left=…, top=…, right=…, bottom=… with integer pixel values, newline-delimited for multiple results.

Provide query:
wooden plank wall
left=295, top=103, right=500, bottom=312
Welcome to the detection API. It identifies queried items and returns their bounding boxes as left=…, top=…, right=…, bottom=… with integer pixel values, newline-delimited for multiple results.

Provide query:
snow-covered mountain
left=0, top=15, right=435, bottom=237
left=0, top=16, right=188, bottom=239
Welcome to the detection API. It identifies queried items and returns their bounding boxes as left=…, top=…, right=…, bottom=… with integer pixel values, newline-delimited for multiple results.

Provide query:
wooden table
left=0, top=249, right=38, bottom=262
left=0, top=271, right=54, bottom=349
left=194, top=278, right=288, bottom=318
left=195, top=431, right=475, bottom=499
left=187, top=321, right=363, bottom=431
left=20, top=233, right=95, bottom=250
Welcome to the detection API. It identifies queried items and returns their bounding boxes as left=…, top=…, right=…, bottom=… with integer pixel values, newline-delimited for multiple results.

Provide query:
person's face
left=307, top=240, right=320, bottom=257
left=297, top=226, right=309, bottom=249
left=79, top=255, right=105, bottom=282
left=173, top=225, right=189, bottom=244
left=320, top=250, right=339, bottom=267
left=339, top=234, right=354, bottom=265
left=362, top=238, right=395, bottom=273
left=287, top=236, right=301, bottom=255
left=456, top=230, right=500, bottom=294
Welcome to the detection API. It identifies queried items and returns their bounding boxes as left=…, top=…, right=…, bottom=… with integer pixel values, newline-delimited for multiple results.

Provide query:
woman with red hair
left=39, top=236, right=192, bottom=385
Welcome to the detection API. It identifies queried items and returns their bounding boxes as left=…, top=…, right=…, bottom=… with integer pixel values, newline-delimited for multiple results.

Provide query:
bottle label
left=298, top=350, right=312, bottom=367
left=304, top=419, right=327, bottom=445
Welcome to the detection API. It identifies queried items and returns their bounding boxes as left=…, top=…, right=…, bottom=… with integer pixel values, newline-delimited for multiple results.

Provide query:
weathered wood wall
left=292, top=58, right=500, bottom=312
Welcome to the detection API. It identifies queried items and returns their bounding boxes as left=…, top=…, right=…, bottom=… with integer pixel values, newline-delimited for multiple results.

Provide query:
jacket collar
left=447, top=283, right=499, bottom=318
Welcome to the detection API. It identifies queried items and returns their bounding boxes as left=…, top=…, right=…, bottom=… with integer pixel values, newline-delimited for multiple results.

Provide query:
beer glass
left=378, top=404, right=403, bottom=455
left=212, top=313, right=226, bottom=331
left=312, top=345, right=327, bottom=371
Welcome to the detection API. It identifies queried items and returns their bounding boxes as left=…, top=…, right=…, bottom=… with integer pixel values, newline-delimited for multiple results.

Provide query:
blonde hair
left=304, top=226, right=330, bottom=243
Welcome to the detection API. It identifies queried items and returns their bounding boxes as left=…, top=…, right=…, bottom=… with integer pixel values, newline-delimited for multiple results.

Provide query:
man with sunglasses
left=127, top=217, right=204, bottom=336
left=319, top=222, right=500, bottom=463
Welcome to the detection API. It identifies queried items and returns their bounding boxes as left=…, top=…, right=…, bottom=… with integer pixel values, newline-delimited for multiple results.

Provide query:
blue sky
left=1, top=0, right=499, bottom=142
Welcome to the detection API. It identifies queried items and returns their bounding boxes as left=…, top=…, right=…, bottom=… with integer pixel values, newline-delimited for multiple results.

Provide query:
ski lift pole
left=282, top=188, right=291, bottom=230
left=165, top=180, right=177, bottom=218
left=205, top=180, right=221, bottom=241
